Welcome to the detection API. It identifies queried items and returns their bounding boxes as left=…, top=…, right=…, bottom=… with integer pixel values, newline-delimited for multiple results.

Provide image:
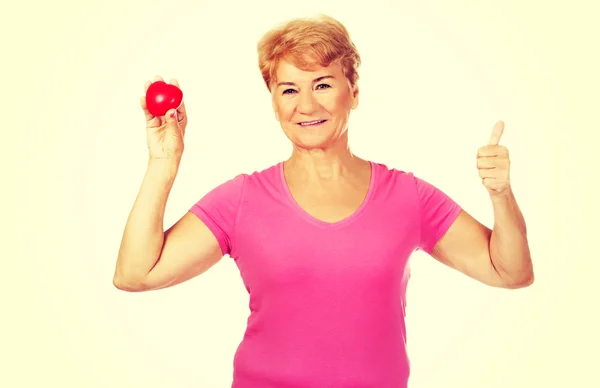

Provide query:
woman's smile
left=297, top=119, right=327, bottom=127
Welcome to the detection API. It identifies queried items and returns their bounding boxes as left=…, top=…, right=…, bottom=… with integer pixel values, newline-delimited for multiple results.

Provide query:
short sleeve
left=189, top=174, right=246, bottom=256
left=413, top=174, right=462, bottom=254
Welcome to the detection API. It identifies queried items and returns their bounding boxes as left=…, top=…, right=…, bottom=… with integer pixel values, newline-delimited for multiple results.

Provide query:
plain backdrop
left=3, top=0, right=599, bottom=387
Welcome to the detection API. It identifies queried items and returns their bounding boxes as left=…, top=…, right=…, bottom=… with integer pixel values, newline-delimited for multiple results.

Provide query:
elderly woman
left=113, top=14, right=533, bottom=388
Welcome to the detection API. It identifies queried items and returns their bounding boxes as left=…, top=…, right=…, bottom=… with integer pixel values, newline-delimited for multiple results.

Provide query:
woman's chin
left=283, top=124, right=344, bottom=150
left=293, top=137, right=339, bottom=151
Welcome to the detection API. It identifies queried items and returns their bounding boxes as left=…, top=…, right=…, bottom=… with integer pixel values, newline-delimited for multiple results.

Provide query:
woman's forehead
left=275, top=59, right=344, bottom=84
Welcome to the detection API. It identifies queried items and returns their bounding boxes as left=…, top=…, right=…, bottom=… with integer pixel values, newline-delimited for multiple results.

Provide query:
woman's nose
left=297, top=91, right=318, bottom=115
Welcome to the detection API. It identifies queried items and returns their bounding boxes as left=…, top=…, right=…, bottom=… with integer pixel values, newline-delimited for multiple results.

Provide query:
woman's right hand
left=141, top=76, right=188, bottom=161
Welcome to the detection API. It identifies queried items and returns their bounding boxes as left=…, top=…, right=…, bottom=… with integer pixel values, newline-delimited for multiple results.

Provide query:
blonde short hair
left=257, top=14, right=361, bottom=91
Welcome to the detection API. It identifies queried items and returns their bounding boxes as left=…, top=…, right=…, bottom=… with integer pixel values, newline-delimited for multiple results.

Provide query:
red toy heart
left=145, top=81, right=183, bottom=117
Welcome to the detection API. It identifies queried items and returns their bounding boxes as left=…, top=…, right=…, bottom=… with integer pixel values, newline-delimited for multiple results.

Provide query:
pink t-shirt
left=190, top=161, right=462, bottom=388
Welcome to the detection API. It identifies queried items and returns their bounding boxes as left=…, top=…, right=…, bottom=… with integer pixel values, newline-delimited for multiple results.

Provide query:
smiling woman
left=112, top=13, right=533, bottom=388
left=271, top=60, right=359, bottom=152
left=258, top=16, right=361, bottom=154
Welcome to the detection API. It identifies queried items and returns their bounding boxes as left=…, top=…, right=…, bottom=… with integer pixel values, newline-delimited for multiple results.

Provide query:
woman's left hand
left=477, top=121, right=512, bottom=197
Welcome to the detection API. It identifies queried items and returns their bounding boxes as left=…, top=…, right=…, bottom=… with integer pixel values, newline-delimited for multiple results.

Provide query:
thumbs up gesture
left=477, top=121, right=511, bottom=197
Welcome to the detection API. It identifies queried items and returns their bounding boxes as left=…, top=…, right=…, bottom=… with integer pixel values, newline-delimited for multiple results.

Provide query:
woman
left=113, top=14, right=534, bottom=388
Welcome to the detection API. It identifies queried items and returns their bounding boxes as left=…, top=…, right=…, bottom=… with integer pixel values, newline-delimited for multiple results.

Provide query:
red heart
left=145, top=81, right=183, bottom=117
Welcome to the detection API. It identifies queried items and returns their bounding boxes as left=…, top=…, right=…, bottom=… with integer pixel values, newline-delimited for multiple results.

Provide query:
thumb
left=166, top=109, right=179, bottom=125
left=164, top=109, right=183, bottom=136
left=488, top=120, right=504, bottom=145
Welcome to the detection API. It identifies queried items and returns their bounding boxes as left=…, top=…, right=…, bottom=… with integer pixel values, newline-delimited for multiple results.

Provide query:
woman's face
left=271, top=59, right=359, bottom=150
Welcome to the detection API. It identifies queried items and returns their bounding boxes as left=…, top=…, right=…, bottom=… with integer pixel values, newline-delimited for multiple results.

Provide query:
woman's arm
left=430, top=190, right=533, bottom=289
left=113, top=159, right=223, bottom=292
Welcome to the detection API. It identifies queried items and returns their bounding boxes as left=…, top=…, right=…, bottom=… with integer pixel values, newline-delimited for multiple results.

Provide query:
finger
left=479, top=169, right=500, bottom=179
left=140, top=96, right=154, bottom=121
left=477, top=145, right=508, bottom=158
left=169, top=102, right=187, bottom=135
left=165, top=108, right=183, bottom=132
left=479, top=155, right=510, bottom=169
left=144, top=80, right=152, bottom=93
left=477, top=157, right=495, bottom=169
left=169, top=78, right=186, bottom=115
left=176, top=101, right=187, bottom=120
left=482, top=177, right=500, bottom=191
left=488, top=120, right=505, bottom=145
left=164, top=108, right=179, bottom=123
left=153, top=75, right=164, bottom=82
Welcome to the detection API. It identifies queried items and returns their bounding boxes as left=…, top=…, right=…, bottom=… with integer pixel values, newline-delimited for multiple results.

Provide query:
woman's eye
left=316, top=84, right=331, bottom=90
left=282, top=89, right=297, bottom=95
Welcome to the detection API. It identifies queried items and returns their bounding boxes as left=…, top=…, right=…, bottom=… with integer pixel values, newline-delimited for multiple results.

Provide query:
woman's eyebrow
left=277, top=75, right=335, bottom=87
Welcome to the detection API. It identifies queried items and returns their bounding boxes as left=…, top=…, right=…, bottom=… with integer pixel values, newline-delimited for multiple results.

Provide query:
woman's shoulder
left=243, top=162, right=282, bottom=186
left=214, top=162, right=282, bottom=195
left=369, top=159, right=416, bottom=182
left=218, top=162, right=281, bottom=183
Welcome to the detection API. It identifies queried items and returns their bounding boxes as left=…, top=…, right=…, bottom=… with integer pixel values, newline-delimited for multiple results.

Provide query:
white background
left=4, top=0, right=599, bottom=387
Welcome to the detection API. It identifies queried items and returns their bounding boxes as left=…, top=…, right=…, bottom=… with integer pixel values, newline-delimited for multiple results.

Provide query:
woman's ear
left=273, top=101, right=279, bottom=121
left=351, top=83, right=359, bottom=110
left=272, top=97, right=280, bottom=122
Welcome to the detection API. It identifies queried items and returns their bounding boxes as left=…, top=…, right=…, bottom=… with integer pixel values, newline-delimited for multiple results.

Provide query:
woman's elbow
left=112, top=273, right=149, bottom=292
left=503, top=270, right=535, bottom=289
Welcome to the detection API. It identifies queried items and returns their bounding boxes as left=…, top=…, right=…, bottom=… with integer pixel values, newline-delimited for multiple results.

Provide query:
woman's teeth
left=299, top=120, right=326, bottom=126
